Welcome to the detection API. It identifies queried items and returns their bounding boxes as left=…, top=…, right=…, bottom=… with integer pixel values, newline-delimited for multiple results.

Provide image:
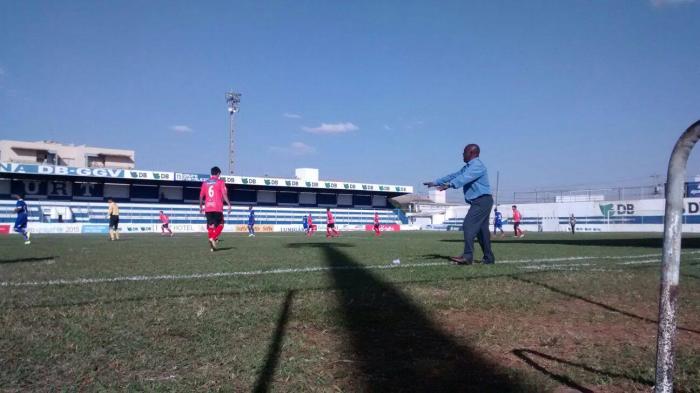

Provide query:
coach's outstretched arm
left=443, top=163, right=485, bottom=190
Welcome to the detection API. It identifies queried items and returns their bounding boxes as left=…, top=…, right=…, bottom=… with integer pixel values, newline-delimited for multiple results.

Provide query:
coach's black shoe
left=449, top=256, right=473, bottom=265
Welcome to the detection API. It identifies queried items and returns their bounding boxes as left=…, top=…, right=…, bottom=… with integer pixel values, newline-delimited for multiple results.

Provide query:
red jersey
left=513, top=210, right=522, bottom=223
left=200, top=176, right=227, bottom=212
left=374, top=213, right=379, bottom=224
left=159, top=213, right=169, bottom=224
left=327, top=211, right=335, bottom=224
left=308, top=215, right=313, bottom=225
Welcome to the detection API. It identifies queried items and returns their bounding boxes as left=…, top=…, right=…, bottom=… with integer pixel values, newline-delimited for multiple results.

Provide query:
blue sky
left=1, top=0, right=699, bottom=200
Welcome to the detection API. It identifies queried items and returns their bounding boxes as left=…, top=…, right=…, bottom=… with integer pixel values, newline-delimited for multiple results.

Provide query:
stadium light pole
left=226, top=91, right=242, bottom=175
left=654, top=119, right=700, bottom=393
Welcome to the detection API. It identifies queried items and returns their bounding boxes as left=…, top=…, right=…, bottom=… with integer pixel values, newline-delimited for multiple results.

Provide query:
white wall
left=441, top=197, right=700, bottom=233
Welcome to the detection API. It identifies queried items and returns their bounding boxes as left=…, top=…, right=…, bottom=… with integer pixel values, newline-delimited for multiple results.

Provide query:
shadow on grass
left=442, top=236, right=700, bottom=249
left=420, top=253, right=453, bottom=262
left=510, top=276, right=700, bottom=335
left=512, top=349, right=593, bottom=393
left=0, top=256, right=58, bottom=264
left=288, top=242, right=534, bottom=392
left=4, top=257, right=683, bottom=311
left=253, top=290, right=295, bottom=393
left=287, top=242, right=355, bottom=249
left=512, top=348, right=653, bottom=390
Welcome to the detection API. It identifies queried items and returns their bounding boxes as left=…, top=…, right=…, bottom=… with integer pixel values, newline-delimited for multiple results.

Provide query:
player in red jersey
left=512, top=205, right=524, bottom=238
left=199, top=166, right=232, bottom=251
left=326, top=208, right=340, bottom=238
left=307, top=213, right=317, bottom=237
left=373, top=211, right=381, bottom=237
left=159, top=210, right=173, bottom=236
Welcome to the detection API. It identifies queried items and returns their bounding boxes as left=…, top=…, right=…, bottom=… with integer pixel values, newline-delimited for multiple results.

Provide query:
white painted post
left=655, top=120, right=700, bottom=393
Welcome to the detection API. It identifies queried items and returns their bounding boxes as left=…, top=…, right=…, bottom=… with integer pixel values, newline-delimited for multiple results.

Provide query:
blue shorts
left=14, top=215, right=28, bottom=230
left=495, top=223, right=503, bottom=228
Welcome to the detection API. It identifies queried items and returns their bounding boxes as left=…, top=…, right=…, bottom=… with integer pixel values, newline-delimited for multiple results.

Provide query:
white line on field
left=518, top=258, right=672, bottom=272
left=1, top=252, right=697, bottom=288
left=499, top=250, right=700, bottom=265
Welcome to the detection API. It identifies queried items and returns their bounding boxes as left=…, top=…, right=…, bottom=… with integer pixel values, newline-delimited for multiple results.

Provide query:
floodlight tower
left=225, top=91, right=242, bottom=174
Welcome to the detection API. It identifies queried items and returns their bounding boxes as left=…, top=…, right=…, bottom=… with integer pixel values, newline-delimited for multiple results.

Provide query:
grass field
left=1, top=231, right=700, bottom=392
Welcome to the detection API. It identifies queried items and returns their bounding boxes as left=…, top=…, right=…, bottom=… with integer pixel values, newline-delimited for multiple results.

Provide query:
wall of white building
left=441, top=198, right=700, bottom=233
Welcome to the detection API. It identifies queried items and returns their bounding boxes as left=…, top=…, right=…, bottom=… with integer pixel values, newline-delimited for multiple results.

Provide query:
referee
left=424, top=144, right=495, bottom=265
left=107, top=198, right=120, bottom=241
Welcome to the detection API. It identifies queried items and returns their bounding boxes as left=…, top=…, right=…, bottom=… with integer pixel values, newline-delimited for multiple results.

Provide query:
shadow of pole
left=510, top=276, right=700, bottom=335
left=306, top=243, right=534, bottom=392
left=513, top=348, right=655, bottom=389
left=512, top=349, right=594, bottom=393
left=253, top=290, right=295, bottom=393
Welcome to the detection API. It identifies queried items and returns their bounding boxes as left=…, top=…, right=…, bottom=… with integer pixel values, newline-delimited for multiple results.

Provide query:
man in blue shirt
left=13, top=194, right=31, bottom=245
left=424, top=144, right=494, bottom=265
left=493, top=207, right=505, bottom=237
left=247, top=206, right=256, bottom=237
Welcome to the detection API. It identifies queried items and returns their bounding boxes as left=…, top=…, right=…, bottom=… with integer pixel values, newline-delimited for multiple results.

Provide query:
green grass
left=1, top=231, right=700, bottom=392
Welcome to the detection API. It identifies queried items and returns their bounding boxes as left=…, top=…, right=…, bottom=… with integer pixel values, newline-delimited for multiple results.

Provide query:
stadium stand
left=0, top=200, right=402, bottom=226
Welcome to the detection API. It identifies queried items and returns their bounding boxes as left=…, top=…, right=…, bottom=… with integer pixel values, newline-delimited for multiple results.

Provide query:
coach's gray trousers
left=462, top=194, right=495, bottom=263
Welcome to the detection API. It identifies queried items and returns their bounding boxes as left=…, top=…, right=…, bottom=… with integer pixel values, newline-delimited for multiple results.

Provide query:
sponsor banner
left=174, top=173, right=210, bottom=182
left=364, top=224, right=401, bottom=232
left=123, top=224, right=159, bottom=233
left=27, top=223, right=82, bottom=234
left=0, top=162, right=173, bottom=181
left=82, top=224, right=109, bottom=234
left=337, top=224, right=365, bottom=231
left=688, top=182, right=700, bottom=198
left=275, top=225, right=306, bottom=232
left=174, top=172, right=412, bottom=193
left=1, top=162, right=412, bottom=193
left=234, top=224, right=275, bottom=233
left=0, top=224, right=10, bottom=234
left=125, top=170, right=174, bottom=181
left=169, top=223, right=204, bottom=232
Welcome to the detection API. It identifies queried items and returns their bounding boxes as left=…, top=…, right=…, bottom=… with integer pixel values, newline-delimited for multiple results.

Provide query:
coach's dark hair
left=211, top=166, right=222, bottom=175
left=512, top=205, right=517, bottom=208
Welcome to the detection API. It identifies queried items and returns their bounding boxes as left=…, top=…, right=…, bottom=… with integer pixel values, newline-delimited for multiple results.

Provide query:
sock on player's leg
left=17, top=228, right=28, bottom=241
left=213, top=224, right=224, bottom=239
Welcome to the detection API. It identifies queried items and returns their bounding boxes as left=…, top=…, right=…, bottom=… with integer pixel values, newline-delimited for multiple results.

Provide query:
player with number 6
left=199, top=166, right=232, bottom=251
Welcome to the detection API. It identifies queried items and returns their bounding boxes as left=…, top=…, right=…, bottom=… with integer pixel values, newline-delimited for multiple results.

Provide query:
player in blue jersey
left=302, top=214, right=309, bottom=235
left=493, top=207, right=505, bottom=237
left=13, top=194, right=31, bottom=245
left=247, top=206, right=256, bottom=237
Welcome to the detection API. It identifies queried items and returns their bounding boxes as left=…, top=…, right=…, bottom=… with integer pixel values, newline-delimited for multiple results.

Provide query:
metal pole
left=229, top=114, right=235, bottom=174
left=225, top=91, right=241, bottom=175
left=494, top=171, right=500, bottom=207
left=654, top=119, right=700, bottom=393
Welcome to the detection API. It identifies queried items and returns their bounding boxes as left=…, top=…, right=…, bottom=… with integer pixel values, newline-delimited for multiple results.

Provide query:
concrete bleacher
left=0, top=200, right=402, bottom=226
